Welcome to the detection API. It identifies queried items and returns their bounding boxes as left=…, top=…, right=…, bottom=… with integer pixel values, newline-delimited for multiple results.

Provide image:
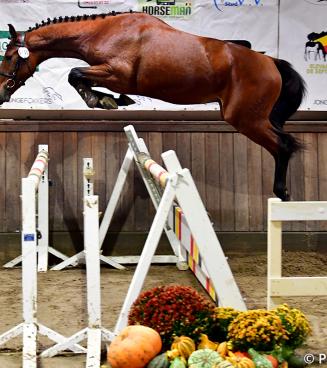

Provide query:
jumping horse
left=0, top=11, right=306, bottom=201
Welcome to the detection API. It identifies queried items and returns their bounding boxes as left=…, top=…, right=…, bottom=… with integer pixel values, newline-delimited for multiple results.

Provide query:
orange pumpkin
left=107, top=325, right=162, bottom=368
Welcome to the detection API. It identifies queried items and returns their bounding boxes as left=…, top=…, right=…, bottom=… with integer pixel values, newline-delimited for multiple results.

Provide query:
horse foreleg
left=68, top=66, right=135, bottom=109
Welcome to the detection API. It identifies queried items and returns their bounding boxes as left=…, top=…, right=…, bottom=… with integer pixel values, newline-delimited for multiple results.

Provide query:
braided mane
left=27, top=10, right=135, bottom=32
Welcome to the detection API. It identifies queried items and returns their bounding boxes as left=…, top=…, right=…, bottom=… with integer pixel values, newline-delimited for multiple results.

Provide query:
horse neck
left=26, top=23, right=92, bottom=63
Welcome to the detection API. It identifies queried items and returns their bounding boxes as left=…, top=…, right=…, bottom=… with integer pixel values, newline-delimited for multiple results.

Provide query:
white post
left=21, top=177, right=38, bottom=368
left=84, top=194, right=102, bottom=367
left=37, top=145, right=49, bottom=272
left=267, top=198, right=283, bottom=309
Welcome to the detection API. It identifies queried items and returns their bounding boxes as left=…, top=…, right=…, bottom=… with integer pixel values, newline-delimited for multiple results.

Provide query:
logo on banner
left=213, top=0, right=263, bottom=12
left=139, top=0, right=192, bottom=18
left=0, top=31, right=10, bottom=62
left=304, top=31, right=327, bottom=74
left=77, top=0, right=110, bottom=8
left=9, top=87, right=63, bottom=105
left=304, top=0, right=327, bottom=5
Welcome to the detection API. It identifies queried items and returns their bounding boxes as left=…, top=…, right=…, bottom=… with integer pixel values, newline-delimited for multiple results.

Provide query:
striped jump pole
left=114, top=125, right=246, bottom=333
left=137, top=151, right=217, bottom=303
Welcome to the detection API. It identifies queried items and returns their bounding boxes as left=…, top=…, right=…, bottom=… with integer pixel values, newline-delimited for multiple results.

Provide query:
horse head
left=0, top=24, right=37, bottom=105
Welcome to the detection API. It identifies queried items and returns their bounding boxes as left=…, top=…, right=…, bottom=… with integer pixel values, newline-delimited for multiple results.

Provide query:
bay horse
left=0, top=11, right=306, bottom=201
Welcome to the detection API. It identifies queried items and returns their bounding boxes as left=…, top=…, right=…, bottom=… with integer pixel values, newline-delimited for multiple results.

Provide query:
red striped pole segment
left=27, top=150, right=49, bottom=187
left=137, top=152, right=169, bottom=189
left=171, top=205, right=218, bottom=304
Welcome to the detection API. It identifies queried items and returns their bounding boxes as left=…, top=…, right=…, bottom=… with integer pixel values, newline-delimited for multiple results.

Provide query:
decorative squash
left=171, top=336, right=196, bottom=359
left=107, top=325, right=162, bottom=368
left=169, top=356, right=187, bottom=368
left=212, top=360, right=234, bottom=368
left=197, top=334, right=218, bottom=350
left=234, top=352, right=251, bottom=359
left=166, top=349, right=181, bottom=360
left=188, top=348, right=223, bottom=368
left=265, top=355, right=279, bottom=368
left=147, top=352, right=170, bottom=368
left=217, top=342, right=229, bottom=357
left=226, top=355, right=256, bottom=368
left=248, top=349, right=273, bottom=368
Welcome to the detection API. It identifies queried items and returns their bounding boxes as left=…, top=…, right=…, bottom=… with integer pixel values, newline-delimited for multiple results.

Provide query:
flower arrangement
left=211, top=307, right=241, bottom=342
left=227, top=309, right=289, bottom=351
left=272, top=304, right=311, bottom=349
left=128, top=284, right=215, bottom=349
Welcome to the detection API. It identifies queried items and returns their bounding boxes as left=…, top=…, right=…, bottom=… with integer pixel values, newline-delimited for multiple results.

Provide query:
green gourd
left=287, top=354, right=306, bottom=368
left=147, top=352, right=170, bottom=368
left=188, top=349, right=223, bottom=368
left=170, top=356, right=187, bottom=368
left=248, top=348, right=273, bottom=368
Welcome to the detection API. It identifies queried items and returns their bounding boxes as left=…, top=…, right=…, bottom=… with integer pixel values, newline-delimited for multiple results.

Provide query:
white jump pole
left=267, top=198, right=327, bottom=309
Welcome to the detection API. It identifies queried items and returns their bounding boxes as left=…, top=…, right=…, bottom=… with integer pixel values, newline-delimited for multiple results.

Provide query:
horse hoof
left=86, top=95, right=99, bottom=108
left=117, top=94, right=135, bottom=106
left=99, top=96, right=118, bottom=109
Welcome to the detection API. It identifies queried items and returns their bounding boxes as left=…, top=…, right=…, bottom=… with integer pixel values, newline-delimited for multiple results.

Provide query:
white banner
left=279, top=0, right=327, bottom=111
left=0, top=0, right=281, bottom=111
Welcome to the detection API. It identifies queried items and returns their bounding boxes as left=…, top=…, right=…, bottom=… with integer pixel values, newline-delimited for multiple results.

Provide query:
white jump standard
left=111, top=125, right=247, bottom=333
left=267, top=197, right=327, bottom=309
left=0, top=146, right=85, bottom=368
left=3, top=145, right=68, bottom=272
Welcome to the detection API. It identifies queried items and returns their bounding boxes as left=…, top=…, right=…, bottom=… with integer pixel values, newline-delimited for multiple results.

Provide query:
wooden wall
left=0, top=119, right=327, bottom=237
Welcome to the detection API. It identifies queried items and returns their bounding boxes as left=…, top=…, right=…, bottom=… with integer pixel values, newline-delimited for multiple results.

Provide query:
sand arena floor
left=0, top=251, right=326, bottom=367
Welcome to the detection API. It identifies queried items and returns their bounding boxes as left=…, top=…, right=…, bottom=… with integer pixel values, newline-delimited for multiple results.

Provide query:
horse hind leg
left=226, top=115, right=298, bottom=201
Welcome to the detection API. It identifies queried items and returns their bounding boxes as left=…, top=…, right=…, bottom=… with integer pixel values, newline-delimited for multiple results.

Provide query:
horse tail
left=269, top=59, right=307, bottom=154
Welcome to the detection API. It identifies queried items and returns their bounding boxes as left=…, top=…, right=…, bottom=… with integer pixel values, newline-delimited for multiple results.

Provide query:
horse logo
left=304, top=31, right=327, bottom=62
left=304, top=0, right=327, bottom=4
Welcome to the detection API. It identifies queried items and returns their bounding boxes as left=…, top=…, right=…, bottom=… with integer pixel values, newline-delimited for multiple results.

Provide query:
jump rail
left=267, top=198, right=327, bottom=309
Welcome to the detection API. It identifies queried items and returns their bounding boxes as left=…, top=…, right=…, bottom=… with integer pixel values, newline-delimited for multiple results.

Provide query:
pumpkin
left=197, top=334, right=218, bottom=350
left=107, top=325, right=162, bottom=368
left=188, top=348, right=223, bottom=368
left=234, top=352, right=251, bottom=359
left=171, top=336, right=196, bottom=359
left=147, top=352, right=170, bottom=368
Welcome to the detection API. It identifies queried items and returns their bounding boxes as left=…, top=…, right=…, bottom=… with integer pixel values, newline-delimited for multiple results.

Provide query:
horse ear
left=8, top=24, right=17, bottom=39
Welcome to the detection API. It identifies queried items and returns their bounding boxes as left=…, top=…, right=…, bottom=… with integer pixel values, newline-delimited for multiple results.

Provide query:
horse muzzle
left=0, top=91, right=11, bottom=105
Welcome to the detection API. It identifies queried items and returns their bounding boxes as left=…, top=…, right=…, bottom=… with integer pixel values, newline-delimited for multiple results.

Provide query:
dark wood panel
left=204, top=133, right=220, bottom=229
left=303, top=133, right=319, bottom=231
left=219, top=133, right=235, bottom=231
left=0, top=119, right=327, bottom=133
left=49, top=133, right=64, bottom=231
left=247, top=140, right=263, bottom=231
left=5, top=133, right=20, bottom=232
left=234, top=134, right=249, bottom=231
left=0, top=133, right=5, bottom=232
left=63, top=132, right=78, bottom=232
left=1, top=128, right=327, bottom=237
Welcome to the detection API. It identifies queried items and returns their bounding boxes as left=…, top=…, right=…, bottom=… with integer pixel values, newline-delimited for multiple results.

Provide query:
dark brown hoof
left=117, top=94, right=135, bottom=106
left=99, top=96, right=118, bottom=109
